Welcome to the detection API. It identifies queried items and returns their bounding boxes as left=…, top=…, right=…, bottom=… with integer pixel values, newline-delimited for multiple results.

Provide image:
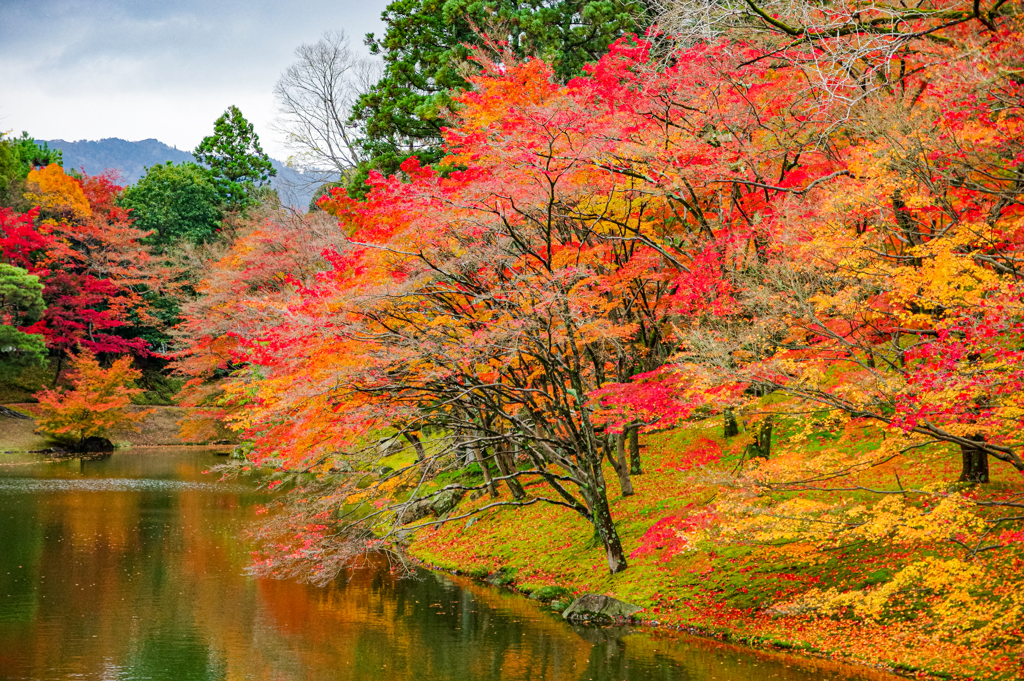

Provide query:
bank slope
left=409, top=422, right=1024, bottom=681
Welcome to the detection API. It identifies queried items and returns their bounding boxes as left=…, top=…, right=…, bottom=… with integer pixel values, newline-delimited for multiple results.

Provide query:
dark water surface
left=0, top=447, right=894, bottom=681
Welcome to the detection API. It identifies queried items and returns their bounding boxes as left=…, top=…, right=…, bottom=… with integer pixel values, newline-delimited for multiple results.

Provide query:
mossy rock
left=561, top=594, right=641, bottom=623
left=485, top=567, right=516, bottom=587
left=430, top=487, right=464, bottom=516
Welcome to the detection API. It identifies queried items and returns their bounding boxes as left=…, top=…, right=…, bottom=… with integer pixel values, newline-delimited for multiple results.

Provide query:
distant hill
left=45, top=138, right=334, bottom=210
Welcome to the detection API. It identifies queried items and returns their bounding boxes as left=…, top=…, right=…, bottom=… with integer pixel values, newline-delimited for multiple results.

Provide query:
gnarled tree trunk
left=746, top=416, right=773, bottom=459
left=959, top=434, right=989, bottom=484
left=493, top=444, right=526, bottom=499
left=470, top=441, right=498, bottom=498
left=404, top=431, right=426, bottom=462
left=585, top=444, right=627, bottom=573
left=611, top=431, right=634, bottom=496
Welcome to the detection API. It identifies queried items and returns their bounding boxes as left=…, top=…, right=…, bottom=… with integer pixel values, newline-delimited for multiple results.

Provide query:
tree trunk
left=459, top=436, right=475, bottom=466
left=52, top=353, right=63, bottom=389
left=613, top=432, right=634, bottom=496
left=589, top=475, right=628, bottom=574
left=628, top=425, right=642, bottom=475
left=746, top=416, right=773, bottom=459
left=959, top=434, right=989, bottom=484
left=493, top=445, right=526, bottom=500
left=581, top=436, right=628, bottom=573
left=472, top=443, right=498, bottom=498
left=404, top=431, right=426, bottom=462
left=723, top=408, right=739, bottom=438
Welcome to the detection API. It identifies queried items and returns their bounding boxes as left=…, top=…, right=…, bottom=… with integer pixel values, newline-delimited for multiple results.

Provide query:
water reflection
left=0, top=448, right=895, bottom=681
left=0, top=478, right=249, bottom=493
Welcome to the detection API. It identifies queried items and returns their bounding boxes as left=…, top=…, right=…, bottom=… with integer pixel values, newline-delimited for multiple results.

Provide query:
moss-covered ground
left=407, top=421, right=1024, bottom=681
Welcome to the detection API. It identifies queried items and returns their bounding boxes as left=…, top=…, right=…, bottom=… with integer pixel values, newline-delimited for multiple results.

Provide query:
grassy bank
left=407, top=422, right=1024, bottom=681
left=0, top=358, right=231, bottom=451
left=0, top=403, right=233, bottom=451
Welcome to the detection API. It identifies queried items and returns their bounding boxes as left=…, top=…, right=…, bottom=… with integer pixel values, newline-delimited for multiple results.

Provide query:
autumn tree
left=178, top=35, right=824, bottom=577
left=34, top=348, right=151, bottom=450
left=188, top=50, right=717, bottom=576
left=170, top=204, right=348, bottom=443
left=22, top=165, right=162, bottom=361
left=0, top=206, right=49, bottom=271
left=174, top=35, right=836, bottom=578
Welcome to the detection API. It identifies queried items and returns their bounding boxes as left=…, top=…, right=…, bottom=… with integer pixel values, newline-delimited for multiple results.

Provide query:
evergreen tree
left=193, top=106, right=276, bottom=210
left=0, top=132, right=62, bottom=208
left=347, top=0, right=646, bottom=196
left=118, top=162, right=222, bottom=246
left=0, top=263, right=47, bottom=370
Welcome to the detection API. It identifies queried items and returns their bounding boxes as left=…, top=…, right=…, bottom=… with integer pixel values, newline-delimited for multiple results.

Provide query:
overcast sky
left=0, top=0, right=388, bottom=160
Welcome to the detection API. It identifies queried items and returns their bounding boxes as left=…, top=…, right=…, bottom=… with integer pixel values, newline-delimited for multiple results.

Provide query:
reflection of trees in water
left=0, top=449, right=895, bottom=681
left=0, top=449, right=256, bottom=680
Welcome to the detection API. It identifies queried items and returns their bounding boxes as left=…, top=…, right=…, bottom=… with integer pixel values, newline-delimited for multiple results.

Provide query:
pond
left=0, top=447, right=896, bottom=680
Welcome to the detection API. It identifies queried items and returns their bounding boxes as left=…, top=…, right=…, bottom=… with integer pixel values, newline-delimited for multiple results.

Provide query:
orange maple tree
left=34, top=348, right=152, bottom=450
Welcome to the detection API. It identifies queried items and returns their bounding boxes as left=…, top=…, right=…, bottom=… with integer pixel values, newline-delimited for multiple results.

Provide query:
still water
left=0, top=447, right=895, bottom=681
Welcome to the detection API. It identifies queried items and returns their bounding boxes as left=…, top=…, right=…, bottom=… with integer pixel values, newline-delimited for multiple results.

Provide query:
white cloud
left=0, top=0, right=387, bottom=159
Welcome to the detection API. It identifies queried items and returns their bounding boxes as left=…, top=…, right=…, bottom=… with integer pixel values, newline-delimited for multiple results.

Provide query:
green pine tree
left=347, top=0, right=647, bottom=197
left=193, top=106, right=276, bottom=210
left=0, top=263, right=47, bottom=370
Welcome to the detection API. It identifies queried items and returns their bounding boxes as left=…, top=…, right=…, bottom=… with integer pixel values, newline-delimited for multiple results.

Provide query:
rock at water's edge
left=0, top=405, right=31, bottom=420
left=81, top=436, right=114, bottom=453
left=561, top=594, right=641, bottom=622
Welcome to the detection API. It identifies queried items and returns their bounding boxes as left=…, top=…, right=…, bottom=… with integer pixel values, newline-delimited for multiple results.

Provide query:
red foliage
left=659, top=437, right=722, bottom=472
left=5, top=165, right=163, bottom=358
left=0, top=207, right=50, bottom=271
left=631, top=506, right=719, bottom=561
left=39, top=272, right=150, bottom=355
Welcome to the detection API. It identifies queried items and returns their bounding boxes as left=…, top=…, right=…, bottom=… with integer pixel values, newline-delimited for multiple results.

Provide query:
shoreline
left=0, top=403, right=236, bottom=452
left=415, top=557, right=917, bottom=681
left=403, top=422, right=1022, bottom=681
left=6, top=403, right=1014, bottom=680
left=0, top=444, right=234, bottom=455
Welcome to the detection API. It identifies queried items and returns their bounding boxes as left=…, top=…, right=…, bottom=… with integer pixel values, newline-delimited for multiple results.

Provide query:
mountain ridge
left=45, top=137, right=331, bottom=210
